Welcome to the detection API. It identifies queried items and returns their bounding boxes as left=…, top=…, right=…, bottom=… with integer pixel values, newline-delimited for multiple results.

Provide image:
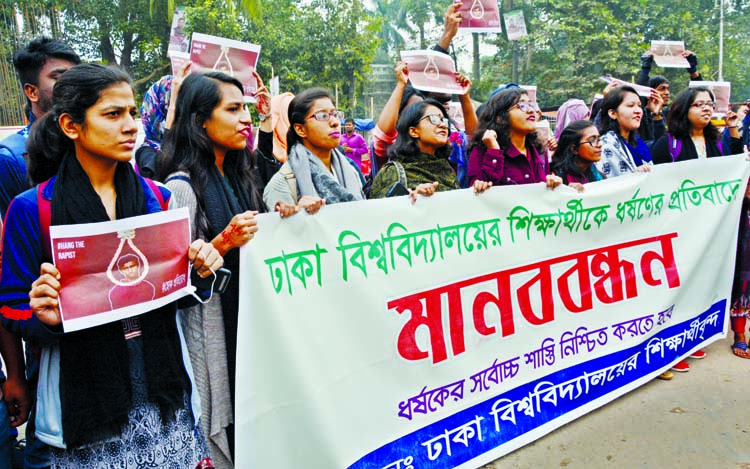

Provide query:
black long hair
left=286, top=87, right=334, bottom=152
left=468, top=87, right=541, bottom=155
left=389, top=99, right=452, bottom=161
left=158, top=71, right=261, bottom=232
left=26, top=64, right=132, bottom=185
left=667, top=87, right=721, bottom=142
left=597, top=85, right=640, bottom=146
left=550, top=120, right=603, bottom=183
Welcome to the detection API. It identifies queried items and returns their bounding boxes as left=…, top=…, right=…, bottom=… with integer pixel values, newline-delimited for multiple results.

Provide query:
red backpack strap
left=143, top=177, right=170, bottom=211
left=36, top=179, right=52, bottom=261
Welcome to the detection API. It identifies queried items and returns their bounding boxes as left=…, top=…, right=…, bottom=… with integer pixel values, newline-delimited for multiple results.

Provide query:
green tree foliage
left=475, top=0, right=750, bottom=107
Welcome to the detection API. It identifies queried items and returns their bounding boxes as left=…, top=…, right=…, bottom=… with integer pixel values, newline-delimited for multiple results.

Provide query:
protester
left=134, top=63, right=191, bottom=179
left=467, top=87, right=562, bottom=189
left=270, top=92, right=295, bottom=163
left=636, top=49, right=704, bottom=143
left=651, top=87, right=742, bottom=164
left=157, top=71, right=267, bottom=466
left=553, top=99, right=591, bottom=141
left=0, top=63, right=222, bottom=467
left=263, top=88, right=364, bottom=216
left=550, top=120, right=605, bottom=187
left=341, top=117, right=370, bottom=171
left=731, top=183, right=750, bottom=359
left=369, top=99, right=490, bottom=199
left=371, top=1, right=468, bottom=176
left=0, top=35, right=80, bottom=469
left=595, top=85, right=653, bottom=178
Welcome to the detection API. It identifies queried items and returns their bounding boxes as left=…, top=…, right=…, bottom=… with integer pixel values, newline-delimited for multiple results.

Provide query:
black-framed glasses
left=690, top=101, right=716, bottom=110
left=579, top=137, right=602, bottom=147
left=420, top=114, right=449, bottom=126
left=307, top=110, right=345, bottom=122
left=510, top=102, right=539, bottom=113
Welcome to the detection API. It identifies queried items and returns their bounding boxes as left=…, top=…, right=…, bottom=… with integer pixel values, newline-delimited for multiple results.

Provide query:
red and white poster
left=400, top=50, right=468, bottom=95
left=168, top=6, right=189, bottom=54
left=50, top=208, right=193, bottom=332
left=690, top=81, right=731, bottom=114
left=651, top=41, right=690, bottom=68
left=190, top=32, right=261, bottom=97
left=503, top=10, right=528, bottom=41
left=600, top=76, right=653, bottom=98
left=168, top=51, right=191, bottom=76
left=455, top=0, right=501, bottom=33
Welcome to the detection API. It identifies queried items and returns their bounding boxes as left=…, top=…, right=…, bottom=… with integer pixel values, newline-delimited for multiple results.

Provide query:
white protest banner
left=401, top=50, right=468, bottom=95
left=237, top=156, right=750, bottom=468
left=50, top=208, right=192, bottom=332
left=190, top=33, right=261, bottom=97
left=651, top=40, right=690, bottom=68
left=504, top=10, right=527, bottom=40
left=689, top=80, right=731, bottom=115
left=600, top=76, right=653, bottom=98
left=456, top=0, right=502, bottom=33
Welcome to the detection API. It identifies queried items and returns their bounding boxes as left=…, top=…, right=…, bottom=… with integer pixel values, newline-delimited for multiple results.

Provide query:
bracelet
left=727, top=126, right=738, bottom=129
left=258, top=114, right=271, bottom=122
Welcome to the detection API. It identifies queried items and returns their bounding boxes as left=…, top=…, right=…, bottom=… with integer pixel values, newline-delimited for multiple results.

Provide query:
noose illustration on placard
left=424, top=55, right=440, bottom=80
left=106, top=229, right=149, bottom=287
left=213, top=46, right=234, bottom=76
left=470, top=0, right=484, bottom=19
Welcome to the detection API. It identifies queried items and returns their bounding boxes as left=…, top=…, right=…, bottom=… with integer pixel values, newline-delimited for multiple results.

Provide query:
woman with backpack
left=263, top=88, right=365, bottom=215
left=369, top=99, right=491, bottom=200
left=0, top=63, right=222, bottom=467
left=157, top=71, right=267, bottom=467
left=650, top=86, right=741, bottom=164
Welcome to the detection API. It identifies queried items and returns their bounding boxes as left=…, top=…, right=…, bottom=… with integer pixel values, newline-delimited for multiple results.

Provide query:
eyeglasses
left=420, top=114, right=449, bottom=126
left=579, top=137, right=602, bottom=147
left=690, top=101, right=716, bottom=110
left=307, top=110, right=345, bottom=122
left=510, top=101, right=539, bottom=113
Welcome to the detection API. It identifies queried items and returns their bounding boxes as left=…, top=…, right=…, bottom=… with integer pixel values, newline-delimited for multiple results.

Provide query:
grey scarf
left=287, top=143, right=363, bottom=204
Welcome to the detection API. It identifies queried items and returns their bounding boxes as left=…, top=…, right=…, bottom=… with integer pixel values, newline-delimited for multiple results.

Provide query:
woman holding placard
left=0, top=63, right=222, bottom=467
left=650, top=87, right=741, bottom=164
left=158, top=70, right=267, bottom=466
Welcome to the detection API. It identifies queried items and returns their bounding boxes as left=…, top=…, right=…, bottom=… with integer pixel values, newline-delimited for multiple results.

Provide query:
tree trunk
left=472, top=33, right=480, bottom=89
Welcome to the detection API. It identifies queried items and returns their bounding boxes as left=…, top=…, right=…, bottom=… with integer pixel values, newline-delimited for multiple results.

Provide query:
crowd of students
left=0, top=5, right=748, bottom=467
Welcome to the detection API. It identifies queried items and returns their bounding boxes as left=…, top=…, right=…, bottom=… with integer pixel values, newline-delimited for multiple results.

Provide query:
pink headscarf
left=271, top=92, right=295, bottom=163
left=554, top=99, right=591, bottom=140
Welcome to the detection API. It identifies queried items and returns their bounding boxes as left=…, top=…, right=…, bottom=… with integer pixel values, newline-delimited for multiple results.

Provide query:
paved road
left=483, top=334, right=750, bottom=469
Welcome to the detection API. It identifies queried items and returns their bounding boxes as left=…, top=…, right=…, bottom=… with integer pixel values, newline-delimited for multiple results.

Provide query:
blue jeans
left=0, top=400, right=14, bottom=469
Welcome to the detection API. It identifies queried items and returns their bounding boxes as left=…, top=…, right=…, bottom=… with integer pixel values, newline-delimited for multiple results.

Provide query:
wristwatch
left=258, top=113, right=271, bottom=122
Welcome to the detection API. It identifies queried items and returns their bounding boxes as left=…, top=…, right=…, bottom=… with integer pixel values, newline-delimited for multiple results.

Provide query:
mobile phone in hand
left=386, top=182, right=410, bottom=198
left=191, top=267, right=232, bottom=295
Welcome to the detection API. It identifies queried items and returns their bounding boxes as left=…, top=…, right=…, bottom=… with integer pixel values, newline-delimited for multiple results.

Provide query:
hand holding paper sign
left=401, top=50, right=468, bottom=95
left=30, top=262, right=62, bottom=326
left=651, top=41, right=690, bottom=68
